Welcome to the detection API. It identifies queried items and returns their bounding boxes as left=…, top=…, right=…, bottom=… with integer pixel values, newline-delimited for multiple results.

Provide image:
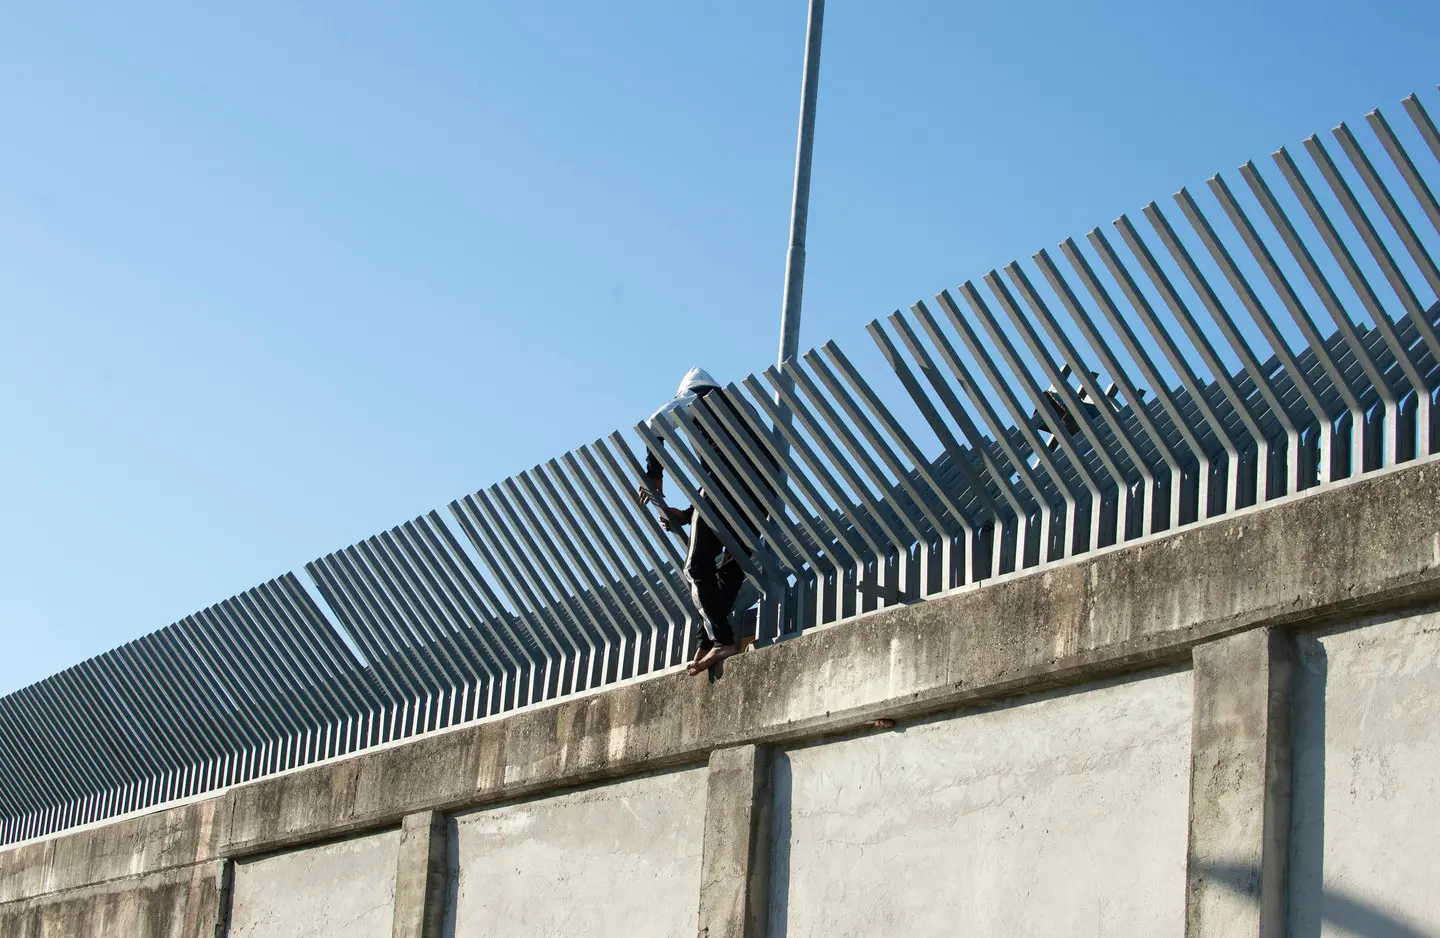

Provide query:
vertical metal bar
left=778, top=0, right=825, bottom=366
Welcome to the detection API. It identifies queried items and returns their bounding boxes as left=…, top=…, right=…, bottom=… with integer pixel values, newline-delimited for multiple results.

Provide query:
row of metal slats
left=3, top=88, right=1439, bottom=846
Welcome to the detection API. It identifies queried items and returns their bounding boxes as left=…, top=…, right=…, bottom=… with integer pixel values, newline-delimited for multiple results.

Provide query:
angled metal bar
left=703, top=384, right=866, bottom=617
left=788, top=355, right=932, bottom=553
left=192, top=605, right=308, bottom=752
left=377, top=526, right=498, bottom=710
left=809, top=343, right=962, bottom=542
left=760, top=365, right=909, bottom=597
left=1369, top=107, right=1440, bottom=247
left=149, top=624, right=269, bottom=753
left=328, top=547, right=447, bottom=703
left=135, top=629, right=247, bottom=760
left=514, top=468, right=630, bottom=686
left=253, top=579, right=377, bottom=717
left=816, top=341, right=977, bottom=586
left=89, top=645, right=199, bottom=775
left=913, top=296, right=1058, bottom=561
left=884, top=308, right=1036, bottom=546
left=409, top=513, right=540, bottom=706
left=49, top=659, right=160, bottom=789
left=737, top=376, right=884, bottom=565
left=1146, top=194, right=1304, bottom=499
left=175, top=614, right=289, bottom=746
left=1403, top=93, right=1440, bottom=167
left=450, top=492, right=570, bottom=696
left=18, top=676, right=119, bottom=800
left=348, top=540, right=461, bottom=714
left=1306, top=133, right=1440, bottom=366
left=678, top=397, right=814, bottom=576
left=397, top=518, right=515, bottom=714
left=1083, top=229, right=1217, bottom=520
left=1330, top=121, right=1440, bottom=348
left=637, top=414, right=774, bottom=584
left=1035, top=247, right=1184, bottom=532
left=972, top=275, right=1109, bottom=550
left=999, top=263, right=1149, bottom=539
left=368, top=532, right=485, bottom=724
left=214, top=595, right=325, bottom=729
left=1270, top=148, right=1422, bottom=466
left=868, top=317, right=1003, bottom=525
left=237, top=583, right=355, bottom=722
left=476, top=483, right=593, bottom=692
left=551, top=453, right=677, bottom=664
left=577, top=440, right=695, bottom=666
left=1113, top=212, right=1254, bottom=512
left=1230, top=165, right=1402, bottom=468
left=356, top=537, right=472, bottom=695
left=309, top=554, right=428, bottom=702
left=534, top=459, right=655, bottom=675
left=272, top=573, right=383, bottom=702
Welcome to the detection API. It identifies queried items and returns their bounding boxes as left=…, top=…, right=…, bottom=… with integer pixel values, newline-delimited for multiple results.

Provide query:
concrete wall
left=2, top=461, right=1439, bottom=938
left=228, top=829, right=401, bottom=938
left=770, top=669, right=1193, bottom=937
left=1289, top=602, right=1440, bottom=937
left=446, top=767, right=706, bottom=938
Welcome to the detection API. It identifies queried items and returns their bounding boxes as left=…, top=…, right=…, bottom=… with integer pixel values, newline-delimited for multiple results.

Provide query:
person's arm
left=637, top=440, right=692, bottom=531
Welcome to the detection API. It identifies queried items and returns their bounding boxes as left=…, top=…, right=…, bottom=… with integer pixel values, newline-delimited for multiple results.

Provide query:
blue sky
left=2, top=0, right=1437, bottom=695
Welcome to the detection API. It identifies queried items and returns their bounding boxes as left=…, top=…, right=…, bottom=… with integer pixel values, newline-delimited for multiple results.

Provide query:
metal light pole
left=777, top=0, right=825, bottom=368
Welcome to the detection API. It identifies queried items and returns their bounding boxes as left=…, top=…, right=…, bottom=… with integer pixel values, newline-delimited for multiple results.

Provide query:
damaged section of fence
left=4, top=88, right=1440, bottom=847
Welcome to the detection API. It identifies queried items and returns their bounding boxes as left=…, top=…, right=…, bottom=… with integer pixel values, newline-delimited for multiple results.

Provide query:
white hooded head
left=675, top=367, right=720, bottom=396
left=649, top=367, right=721, bottom=423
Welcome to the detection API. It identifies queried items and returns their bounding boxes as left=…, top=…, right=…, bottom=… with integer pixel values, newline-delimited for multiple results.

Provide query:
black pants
left=684, top=507, right=746, bottom=649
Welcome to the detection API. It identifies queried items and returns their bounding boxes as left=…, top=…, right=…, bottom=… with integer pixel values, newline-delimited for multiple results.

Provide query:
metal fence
left=4, top=88, right=1440, bottom=847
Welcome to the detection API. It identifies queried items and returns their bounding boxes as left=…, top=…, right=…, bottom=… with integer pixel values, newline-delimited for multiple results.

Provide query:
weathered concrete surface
left=0, top=860, right=225, bottom=938
left=1288, top=603, right=1440, bottom=937
left=769, top=668, right=1193, bottom=937
left=697, top=745, right=773, bottom=938
left=1, top=459, right=1438, bottom=930
left=0, top=799, right=227, bottom=904
left=212, top=462, right=1440, bottom=858
left=392, top=811, right=448, bottom=938
left=445, top=767, right=706, bottom=937
left=1186, top=628, right=1293, bottom=938
left=227, top=828, right=401, bottom=938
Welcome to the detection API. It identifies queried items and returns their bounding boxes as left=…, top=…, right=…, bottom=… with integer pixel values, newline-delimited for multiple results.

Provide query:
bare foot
left=690, top=644, right=739, bottom=675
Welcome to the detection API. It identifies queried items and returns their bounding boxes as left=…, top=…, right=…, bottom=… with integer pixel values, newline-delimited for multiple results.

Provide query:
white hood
left=648, top=367, right=721, bottom=423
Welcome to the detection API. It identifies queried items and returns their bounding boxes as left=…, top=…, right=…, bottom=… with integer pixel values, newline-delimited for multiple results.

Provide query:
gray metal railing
left=4, top=88, right=1440, bottom=846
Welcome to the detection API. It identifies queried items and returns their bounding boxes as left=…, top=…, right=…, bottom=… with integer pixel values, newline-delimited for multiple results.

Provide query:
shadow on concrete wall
left=1202, top=862, right=1433, bottom=938
left=766, top=750, right=793, bottom=938
left=1290, top=634, right=1329, bottom=938
left=1210, top=630, right=1430, bottom=938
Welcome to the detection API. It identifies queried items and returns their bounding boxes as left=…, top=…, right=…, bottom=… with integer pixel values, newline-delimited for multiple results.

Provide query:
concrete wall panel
left=1290, top=604, right=1440, bottom=936
left=770, top=668, right=1193, bottom=937
left=227, top=829, right=400, bottom=938
left=447, top=767, right=706, bottom=938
